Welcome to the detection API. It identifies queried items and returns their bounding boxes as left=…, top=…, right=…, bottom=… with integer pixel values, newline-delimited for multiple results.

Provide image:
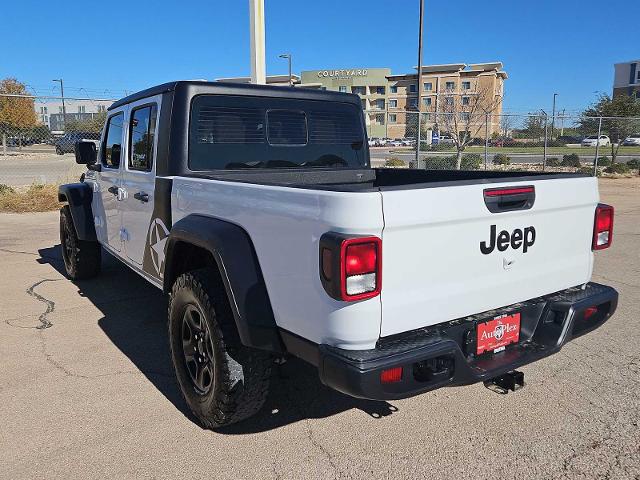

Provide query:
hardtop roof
left=108, top=80, right=362, bottom=111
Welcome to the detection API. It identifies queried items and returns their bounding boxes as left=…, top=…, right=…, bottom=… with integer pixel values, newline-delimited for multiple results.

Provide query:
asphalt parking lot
left=1, top=178, right=639, bottom=480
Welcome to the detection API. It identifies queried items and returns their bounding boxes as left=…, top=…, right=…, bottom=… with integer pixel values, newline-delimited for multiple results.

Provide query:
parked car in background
left=438, top=134, right=455, bottom=144
left=387, top=138, right=404, bottom=147
left=55, top=131, right=101, bottom=154
left=557, top=135, right=583, bottom=145
left=581, top=135, right=610, bottom=147
left=401, top=138, right=415, bottom=146
left=622, top=134, right=640, bottom=146
left=368, top=137, right=380, bottom=147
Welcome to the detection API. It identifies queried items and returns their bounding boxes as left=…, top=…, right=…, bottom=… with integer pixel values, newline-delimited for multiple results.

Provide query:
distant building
left=33, top=99, right=112, bottom=133
left=613, top=60, right=640, bottom=98
left=301, top=63, right=507, bottom=138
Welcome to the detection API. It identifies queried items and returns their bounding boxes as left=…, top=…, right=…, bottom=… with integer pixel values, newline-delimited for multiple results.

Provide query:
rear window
left=189, top=95, right=366, bottom=170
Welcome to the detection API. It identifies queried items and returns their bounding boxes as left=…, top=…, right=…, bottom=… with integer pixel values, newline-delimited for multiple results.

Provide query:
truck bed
left=185, top=168, right=588, bottom=192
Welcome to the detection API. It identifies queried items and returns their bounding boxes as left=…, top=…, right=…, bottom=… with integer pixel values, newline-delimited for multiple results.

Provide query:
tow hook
left=484, top=370, right=525, bottom=394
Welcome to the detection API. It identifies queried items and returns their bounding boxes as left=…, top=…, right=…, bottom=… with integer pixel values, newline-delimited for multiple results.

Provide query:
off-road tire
left=168, top=268, right=271, bottom=428
left=59, top=205, right=101, bottom=280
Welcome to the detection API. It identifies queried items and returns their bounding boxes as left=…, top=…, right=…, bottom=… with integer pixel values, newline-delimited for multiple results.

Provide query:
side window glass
left=129, top=105, right=157, bottom=171
left=102, top=112, right=124, bottom=168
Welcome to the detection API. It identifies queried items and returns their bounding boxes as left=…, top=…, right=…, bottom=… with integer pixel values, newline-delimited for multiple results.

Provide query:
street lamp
left=52, top=79, right=66, bottom=131
left=278, top=53, right=292, bottom=86
left=551, top=93, right=558, bottom=140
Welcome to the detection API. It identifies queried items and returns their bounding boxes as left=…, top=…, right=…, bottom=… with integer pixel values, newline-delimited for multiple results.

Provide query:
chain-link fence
left=0, top=94, right=114, bottom=187
left=365, top=110, right=640, bottom=175
left=2, top=93, right=640, bottom=188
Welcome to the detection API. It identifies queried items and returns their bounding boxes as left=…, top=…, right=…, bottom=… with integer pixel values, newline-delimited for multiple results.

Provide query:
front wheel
left=60, top=206, right=101, bottom=280
left=168, top=268, right=271, bottom=428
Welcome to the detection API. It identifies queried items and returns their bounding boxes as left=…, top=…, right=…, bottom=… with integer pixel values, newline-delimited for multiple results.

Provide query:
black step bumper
left=315, top=282, right=618, bottom=401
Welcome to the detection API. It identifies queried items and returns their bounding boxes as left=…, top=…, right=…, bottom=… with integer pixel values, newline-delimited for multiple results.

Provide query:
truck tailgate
left=379, top=176, right=598, bottom=337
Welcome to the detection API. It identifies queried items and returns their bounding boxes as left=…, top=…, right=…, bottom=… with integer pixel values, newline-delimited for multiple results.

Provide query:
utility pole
left=279, top=53, right=292, bottom=86
left=551, top=92, right=558, bottom=140
left=53, top=78, right=66, bottom=131
left=559, top=108, right=566, bottom=136
left=249, top=0, right=266, bottom=84
left=414, top=0, right=425, bottom=169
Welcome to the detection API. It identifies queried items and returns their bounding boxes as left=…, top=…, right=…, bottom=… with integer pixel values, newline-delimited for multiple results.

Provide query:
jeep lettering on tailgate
left=480, top=225, right=536, bottom=254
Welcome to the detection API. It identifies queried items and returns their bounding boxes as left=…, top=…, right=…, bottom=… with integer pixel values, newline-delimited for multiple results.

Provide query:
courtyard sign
left=317, top=69, right=368, bottom=79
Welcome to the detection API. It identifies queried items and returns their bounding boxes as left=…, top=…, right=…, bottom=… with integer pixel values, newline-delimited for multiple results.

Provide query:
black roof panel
left=108, top=80, right=361, bottom=110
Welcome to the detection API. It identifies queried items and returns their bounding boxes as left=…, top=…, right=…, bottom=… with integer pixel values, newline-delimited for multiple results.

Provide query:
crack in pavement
left=26, top=279, right=60, bottom=329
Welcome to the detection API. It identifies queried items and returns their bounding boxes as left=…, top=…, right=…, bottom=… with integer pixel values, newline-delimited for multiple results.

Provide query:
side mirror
left=75, top=140, right=97, bottom=165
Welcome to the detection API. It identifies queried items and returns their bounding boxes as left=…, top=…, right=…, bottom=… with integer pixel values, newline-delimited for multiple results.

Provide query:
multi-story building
left=34, top=99, right=112, bottom=133
left=613, top=60, right=640, bottom=98
left=300, top=63, right=507, bottom=139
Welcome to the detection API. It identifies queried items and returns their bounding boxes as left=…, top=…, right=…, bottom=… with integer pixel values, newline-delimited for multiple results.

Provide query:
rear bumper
left=314, top=282, right=617, bottom=401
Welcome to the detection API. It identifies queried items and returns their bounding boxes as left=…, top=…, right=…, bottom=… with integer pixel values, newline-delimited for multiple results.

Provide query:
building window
left=390, top=85, right=398, bottom=93
left=339, top=86, right=347, bottom=93
left=423, top=97, right=432, bottom=106
left=389, top=99, right=398, bottom=108
left=445, top=81, right=455, bottom=91
left=409, top=84, right=417, bottom=93
left=444, top=97, right=454, bottom=106
left=460, top=112, right=470, bottom=122
left=77, top=106, right=86, bottom=113
left=462, top=81, right=471, bottom=90
left=374, top=86, right=385, bottom=95
left=409, top=98, right=418, bottom=109
left=389, top=114, right=397, bottom=123
left=376, top=114, right=385, bottom=125
left=424, top=82, right=432, bottom=91
left=352, top=86, right=366, bottom=95
left=375, top=99, right=385, bottom=110
left=462, top=96, right=470, bottom=106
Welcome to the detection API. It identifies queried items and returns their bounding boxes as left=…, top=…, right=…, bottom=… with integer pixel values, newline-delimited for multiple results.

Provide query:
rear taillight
left=592, top=204, right=614, bottom=250
left=380, top=366, right=403, bottom=384
left=320, top=234, right=382, bottom=301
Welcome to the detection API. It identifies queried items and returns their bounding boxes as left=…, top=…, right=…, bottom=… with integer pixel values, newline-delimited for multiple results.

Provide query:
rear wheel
left=168, top=268, right=271, bottom=428
left=59, top=206, right=101, bottom=280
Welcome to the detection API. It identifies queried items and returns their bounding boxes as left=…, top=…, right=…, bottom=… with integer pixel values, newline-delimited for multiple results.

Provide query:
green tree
left=0, top=78, right=37, bottom=135
left=580, top=94, right=640, bottom=164
left=521, top=113, right=546, bottom=140
left=65, top=111, right=107, bottom=134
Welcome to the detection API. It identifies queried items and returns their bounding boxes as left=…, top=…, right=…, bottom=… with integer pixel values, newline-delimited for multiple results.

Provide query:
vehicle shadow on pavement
left=38, top=246, right=398, bottom=433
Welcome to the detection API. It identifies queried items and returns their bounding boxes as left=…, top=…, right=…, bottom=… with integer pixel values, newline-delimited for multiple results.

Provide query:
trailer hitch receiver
left=484, top=370, right=525, bottom=394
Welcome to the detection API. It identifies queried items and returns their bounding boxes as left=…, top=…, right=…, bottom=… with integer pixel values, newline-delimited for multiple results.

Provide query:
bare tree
left=437, top=84, right=502, bottom=169
left=500, top=114, right=516, bottom=138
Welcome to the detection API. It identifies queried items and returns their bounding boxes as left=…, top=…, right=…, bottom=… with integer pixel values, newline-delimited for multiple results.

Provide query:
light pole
left=414, top=0, right=425, bottom=169
left=278, top=53, right=292, bottom=86
left=53, top=79, right=66, bottom=131
left=551, top=93, right=558, bottom=140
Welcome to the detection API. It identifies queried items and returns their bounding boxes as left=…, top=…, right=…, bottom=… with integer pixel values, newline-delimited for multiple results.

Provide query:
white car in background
left=622, top=134, right=640, bottom=146
left=581, top=135, right=610, bottom=147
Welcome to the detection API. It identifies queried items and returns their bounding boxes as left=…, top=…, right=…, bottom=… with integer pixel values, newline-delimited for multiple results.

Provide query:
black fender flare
left=58, top=183, right=97, bottom=241
left=164, top=214, right=283, bottom=353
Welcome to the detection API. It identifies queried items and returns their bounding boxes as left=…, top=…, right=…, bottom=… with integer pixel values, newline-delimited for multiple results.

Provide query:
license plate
left=476, top=312, right=521, bottom=355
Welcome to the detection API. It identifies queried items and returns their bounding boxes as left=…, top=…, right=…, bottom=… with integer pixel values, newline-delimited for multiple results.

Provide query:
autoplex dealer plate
left=476, top=313, right=521, bottom=355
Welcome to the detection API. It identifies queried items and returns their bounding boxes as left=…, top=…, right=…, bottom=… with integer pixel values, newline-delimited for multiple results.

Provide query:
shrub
left=561, top=153, right=581, bottom=167
left=422, top=154, right=481, bottom=171
left=0, top=184, right=15, bottom=195
left=604, top=163, right=630, bottom=174
left=596, top=156, right=611, bottom=166
left=0, top=183, right=60, bottom=213
left=546, top=157, right=560, bottom=167
left=384, top=157, right=406, bottom=167
left=579, top=166, right=598, bottom=176
left=493, top=153, right=511, bottom=165
left=626, top=158, right=640, bottom=169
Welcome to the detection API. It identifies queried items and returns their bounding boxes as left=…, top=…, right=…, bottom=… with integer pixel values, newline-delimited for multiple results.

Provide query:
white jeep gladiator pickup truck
left=59, top=81, right=618, bottom=428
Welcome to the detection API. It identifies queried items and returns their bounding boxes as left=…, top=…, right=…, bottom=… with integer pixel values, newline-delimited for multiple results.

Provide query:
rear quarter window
left=188, top=95, right=366, bottom=170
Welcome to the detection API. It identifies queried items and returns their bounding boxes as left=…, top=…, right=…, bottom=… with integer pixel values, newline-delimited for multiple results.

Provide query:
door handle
left=107, top=186, right=119, bottom=195
left=133, top=192, right=149, bottom=203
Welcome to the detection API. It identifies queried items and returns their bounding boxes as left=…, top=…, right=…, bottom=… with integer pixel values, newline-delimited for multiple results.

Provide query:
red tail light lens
left=593, top=204, right=614, bottom=250
left=340, top=237, right=381, bottom=301
left=380, top=366, right=403, bottom=384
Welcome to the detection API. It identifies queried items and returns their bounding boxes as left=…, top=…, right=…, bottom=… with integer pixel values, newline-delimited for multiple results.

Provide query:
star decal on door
left=148, top=218, right=170, bottom=277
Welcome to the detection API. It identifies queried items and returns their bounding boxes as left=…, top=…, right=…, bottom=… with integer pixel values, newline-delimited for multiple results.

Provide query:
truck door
left=94, top=110, right=126, bottom=252
left=120, top=98, right=160, bottom=266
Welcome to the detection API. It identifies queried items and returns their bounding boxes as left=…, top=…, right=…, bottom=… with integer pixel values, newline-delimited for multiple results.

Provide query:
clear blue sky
left=2, top=0, right=638, bottom=114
